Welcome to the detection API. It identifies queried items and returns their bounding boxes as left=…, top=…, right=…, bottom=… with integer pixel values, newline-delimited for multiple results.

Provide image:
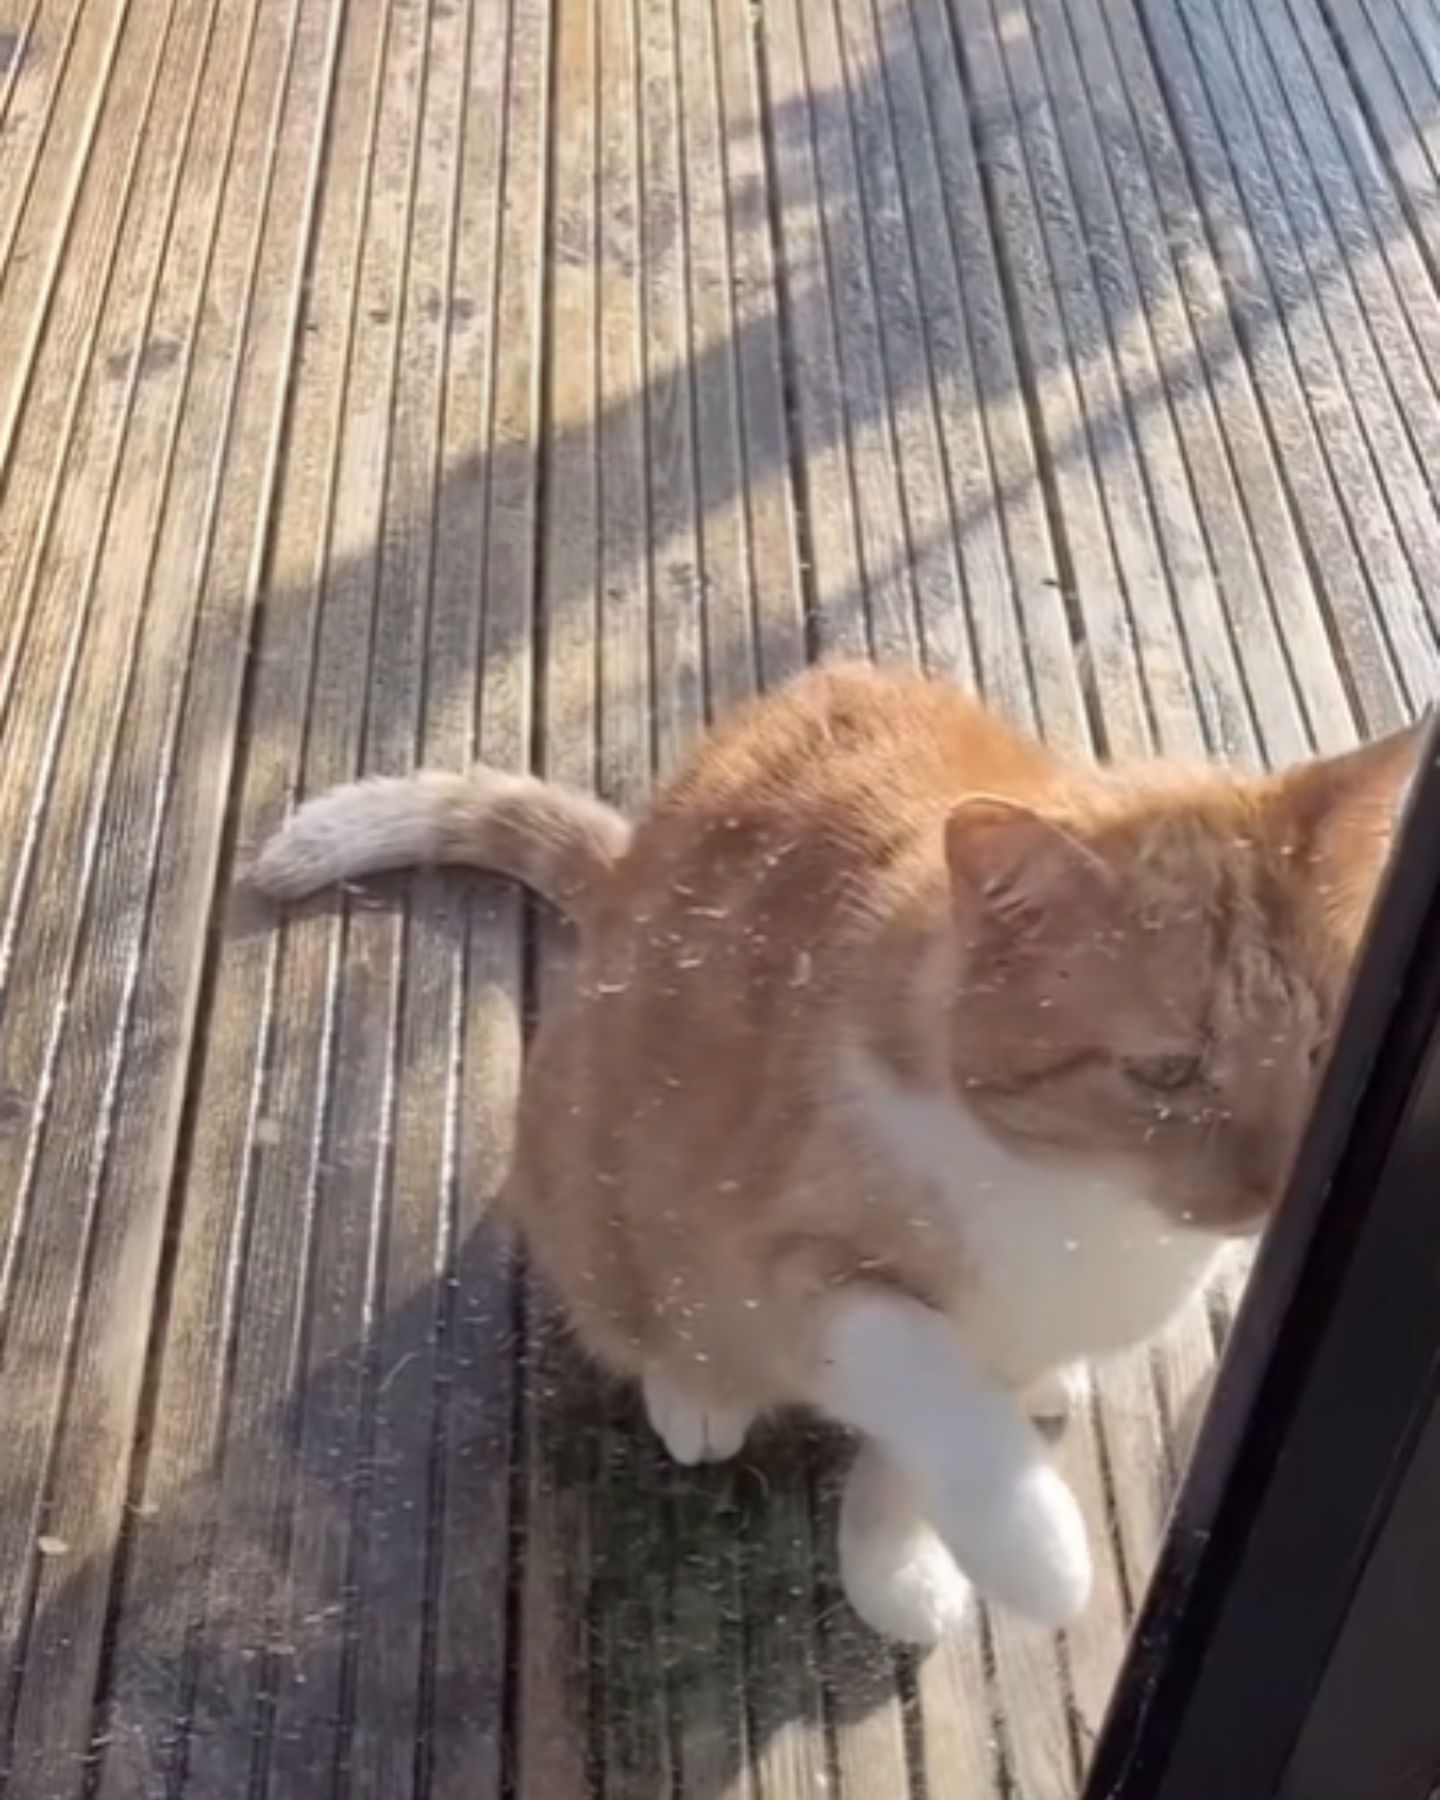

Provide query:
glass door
left=1087, top=712, right=1440, bottom=1800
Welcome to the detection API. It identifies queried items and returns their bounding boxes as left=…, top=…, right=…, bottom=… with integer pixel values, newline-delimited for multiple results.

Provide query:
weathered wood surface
left=1, top=0, right=1435, bottom=1790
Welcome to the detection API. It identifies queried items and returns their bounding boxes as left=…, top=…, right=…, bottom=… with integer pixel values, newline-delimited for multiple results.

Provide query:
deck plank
left=639, top=0, right=763, bottom=1789
left=80, top=0, right=351, bottom=1779
left=666, top=6, right=773, bottom=1793
left=1320, top=0, right=1440, bottom=275
left=592, top=0, right=680, bottom=1791
left=3, top=0, right=1440, bottom=1790
left=1175, top=0, right=1437, bottom=708
left=710, top=0, right=807, bottom=694
left=511, top=0, right=603, bottom=1789
left=0, top=0, right=344, bottom=1788
left=422, top=0, right=550, bottom=1785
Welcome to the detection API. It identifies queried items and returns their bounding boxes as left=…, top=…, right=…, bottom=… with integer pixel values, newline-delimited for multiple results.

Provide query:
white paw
left=840, top=1449, right=973, bottom=1645
left=642, top=1368, right=755, bottom=1466
left=1022, top=1365, right=1087, bottom=1432
left=954, top=1463, right=1093, bottom=1629
left=842, top=1523, right=974, bottom=1646
left=838, top=1504, right=972, bottom=1648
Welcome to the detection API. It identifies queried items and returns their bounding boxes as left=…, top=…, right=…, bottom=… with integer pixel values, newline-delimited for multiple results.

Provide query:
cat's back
left=625, top=663, right=1059, bottom=893
left=574, top=663, right=1064, bottom=956
left=507, top=666, right=1065, bottom=1366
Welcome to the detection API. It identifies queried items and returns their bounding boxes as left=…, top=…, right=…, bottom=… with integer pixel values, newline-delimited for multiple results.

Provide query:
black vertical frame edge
left=1083, top=711, right=1440, bottom=1800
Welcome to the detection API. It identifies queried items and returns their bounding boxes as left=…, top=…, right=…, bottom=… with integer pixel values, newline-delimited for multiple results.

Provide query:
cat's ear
left=1270, top=719, right=1425, bottom=890
left=944, top=797, right=1114, bottom=938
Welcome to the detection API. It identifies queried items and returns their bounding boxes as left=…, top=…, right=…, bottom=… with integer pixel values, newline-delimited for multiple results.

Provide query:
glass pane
left=0, top=0, right=1432, bottom=1792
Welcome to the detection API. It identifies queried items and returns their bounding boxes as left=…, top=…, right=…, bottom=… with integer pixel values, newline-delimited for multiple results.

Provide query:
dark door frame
left=1085, top=715, right=1440, bottom=1800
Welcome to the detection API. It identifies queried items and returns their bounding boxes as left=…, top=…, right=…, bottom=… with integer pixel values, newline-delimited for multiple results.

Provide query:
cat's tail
left=251, top=767, right=631, bottom=923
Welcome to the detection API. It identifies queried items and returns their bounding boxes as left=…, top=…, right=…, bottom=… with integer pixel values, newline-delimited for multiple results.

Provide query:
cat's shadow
left=47, top=1207, right=901, bottom=1798
left=81, top=1225, right=1211, bottom=1798
left=521, top=1300, right=900, bottom=1796
left=54, top=874, right=1213, bottom=1795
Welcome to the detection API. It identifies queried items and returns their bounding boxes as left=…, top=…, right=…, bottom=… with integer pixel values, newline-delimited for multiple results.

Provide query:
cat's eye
left=1122, top=1052, right=1203, bottom=1092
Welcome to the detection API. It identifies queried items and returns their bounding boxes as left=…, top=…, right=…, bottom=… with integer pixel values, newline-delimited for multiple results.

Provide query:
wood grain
left=3, top=0, right=1439, bottom=1791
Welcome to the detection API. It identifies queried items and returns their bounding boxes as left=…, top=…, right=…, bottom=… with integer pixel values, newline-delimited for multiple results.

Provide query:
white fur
left=839, top=1442, right=974, bottom=1644
left=252, top=776, right=471, bottom=898
left=815, top=1289, right=1092, bottom=1627
left=813, top=1045, right=1224, bottom=1634
left=1023, top=1363, right=1088, bottom=1427
left=642, top=1366, right=755, bottom=1465
left=842, top=1044, right=1223, bottom=1386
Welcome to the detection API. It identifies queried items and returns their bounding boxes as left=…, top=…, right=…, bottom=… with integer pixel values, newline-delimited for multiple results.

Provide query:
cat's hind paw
left=642, top=1367, right=755, bottom=1465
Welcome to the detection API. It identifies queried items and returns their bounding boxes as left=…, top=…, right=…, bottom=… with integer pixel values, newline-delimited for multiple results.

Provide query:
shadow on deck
left=1, top=0, right=1439, bottom=1790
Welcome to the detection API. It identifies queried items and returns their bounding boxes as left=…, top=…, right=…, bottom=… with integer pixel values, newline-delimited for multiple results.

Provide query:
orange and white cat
left=255, top=664, right=1417, bottom=1643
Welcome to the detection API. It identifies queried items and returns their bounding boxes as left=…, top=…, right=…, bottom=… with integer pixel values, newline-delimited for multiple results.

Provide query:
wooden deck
left=2, top=0, right=1438, bottom=1788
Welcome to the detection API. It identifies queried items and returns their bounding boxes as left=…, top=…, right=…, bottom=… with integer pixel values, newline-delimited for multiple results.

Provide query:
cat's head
left=942, top=723, right=1422, bottom=1236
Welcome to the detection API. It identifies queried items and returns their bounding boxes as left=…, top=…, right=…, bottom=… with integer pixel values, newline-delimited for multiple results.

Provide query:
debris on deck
left=1, top=0, right=1435, bottom=1790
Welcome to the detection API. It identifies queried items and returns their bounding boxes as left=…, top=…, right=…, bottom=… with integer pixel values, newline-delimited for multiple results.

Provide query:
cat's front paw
left=642, top=1367, right=755, bottom=1465
left=977, top=1464, right=1093, bottom=1628
left=926, top=1455, right=1092, bottom=1629
left=840, top=1448, right=973, bottom=1645
left=842, top=1519, right=974, bottom=1646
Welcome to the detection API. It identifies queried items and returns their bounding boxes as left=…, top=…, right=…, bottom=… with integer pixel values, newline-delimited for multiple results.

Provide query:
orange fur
left=500, top=669, right=1410, bottom=1379
left=256, top=663, right=1418, bottom=1632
